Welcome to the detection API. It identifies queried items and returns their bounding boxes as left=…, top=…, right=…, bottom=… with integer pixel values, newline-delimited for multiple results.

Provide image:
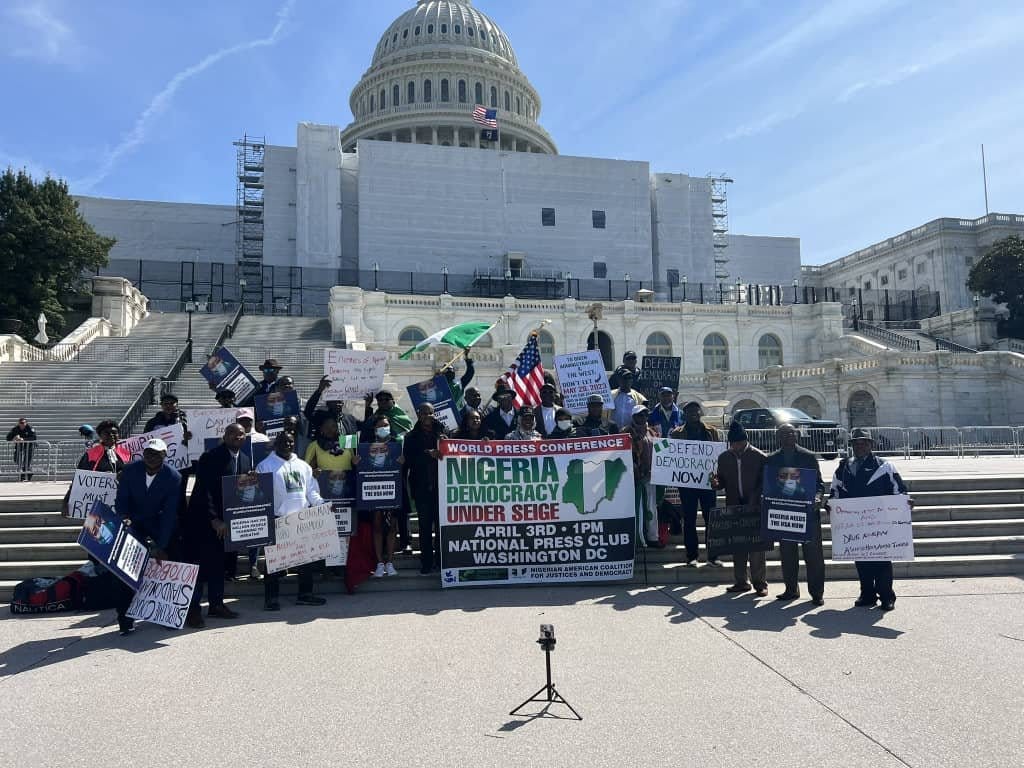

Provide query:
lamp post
left=565, top=271, right=572, bottom=299
left=442, top=264, right=449, bottom=294
left=681, top=274, right=687, bottom=302
left=624, top=272, right=631, bottom=299
left=735, top=276, right=742, bottom=304
left=185, top=300, right=196, bottom=363
left=505, top=267, right=513, bottom=296
left=373, top=262, right=380, bottom=292
left=792, top=278, right=799, bottom=304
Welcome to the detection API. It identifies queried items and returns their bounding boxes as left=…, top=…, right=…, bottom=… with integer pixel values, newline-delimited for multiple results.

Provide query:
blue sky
left=1, top=0, right=1020, bottom=264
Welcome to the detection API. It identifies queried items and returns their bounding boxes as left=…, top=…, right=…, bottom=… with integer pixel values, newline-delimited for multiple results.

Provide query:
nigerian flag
left=399, top=321, right=494, bottom=359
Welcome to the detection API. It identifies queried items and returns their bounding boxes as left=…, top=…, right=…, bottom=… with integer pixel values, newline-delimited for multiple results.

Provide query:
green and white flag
left=338, top=434, right=359, bottom=450
left=399, top=321, right=494, bottom=359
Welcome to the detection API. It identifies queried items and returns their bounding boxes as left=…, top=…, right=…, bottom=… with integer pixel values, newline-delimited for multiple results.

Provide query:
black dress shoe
left=854, top=597, right=877, bottom=607
left=208, top=604, right=239, bottom=619
left=879, top=601, right=896, bottom=611
left=776, top=591, right=800, bottom=601
left=264, top=600, right=281, bottom=611
left=296, top=594, right=327, bottom=606
left=118, top=618, right=135, bottom=636
left=810, top=596, right=825, bottom=606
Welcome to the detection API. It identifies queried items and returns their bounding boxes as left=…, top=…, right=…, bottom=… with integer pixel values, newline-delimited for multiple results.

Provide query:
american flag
left=472, top=105, right=498, bottom=129
left=504, top=332, right=545, bottom=407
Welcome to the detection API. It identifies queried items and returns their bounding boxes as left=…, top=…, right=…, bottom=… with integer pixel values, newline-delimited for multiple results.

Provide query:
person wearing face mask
left=401, top=404, right=447, bottom=574
left=547, top=408, right=577, bottom=439
left=183, top=423, right=252, bottom=627
left=354, top=415, right=405, bottom=577
left=627, top=405, right=661, bottom=548
left=362, top=390, right=413, bottom=440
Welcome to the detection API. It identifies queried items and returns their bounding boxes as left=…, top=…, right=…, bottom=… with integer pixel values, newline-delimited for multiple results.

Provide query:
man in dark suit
left=483, top=390, right=518, bottom=439
left=183, top=423, right=251, bottom=627
left=113, top=439, right=183, bottom=635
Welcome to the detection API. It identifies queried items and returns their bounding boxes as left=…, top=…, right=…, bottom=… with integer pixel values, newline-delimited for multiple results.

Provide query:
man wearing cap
left=253, top=359, right=284, bottom=397
left=609, top=351, right=639, bottom=390
left=670, top=401, right=724, bottom=566
left=609, top=370, right=647, bottom=432
left=535, top=382, right=560, bottom=437
left=765, top=423, right=826, bottom=604
left=505, top=406, right=543, bottom=441
left=304, top=376, right=362, bottom=441
left=362, top=391, right=413, bottom=440
left=214, top=388, right=237, bottom=409
left=144, top=393, right=189, bottom=437
left=828, top=428, right=911, bottom=611
left=648, top=387, right=682, bottom=438
left=547, top=408, right=577, bottom=439
left=627, top=404, right=661, bottom=547
left=112, top=438, right=183, bottom=634
left=713, top=422, right=770, bottom=596
left=575, top=394, right=614, bottom=437
left=484, top=389, right=518, bottom=440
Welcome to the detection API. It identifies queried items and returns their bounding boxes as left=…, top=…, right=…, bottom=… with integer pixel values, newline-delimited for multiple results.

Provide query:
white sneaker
left=685, top=558, right=698, bottom=567
left=249, top=565, right=260, bottom=580
left=385, top=562, right=398, bottom=577
left=372, top=562, right=386, bottom=578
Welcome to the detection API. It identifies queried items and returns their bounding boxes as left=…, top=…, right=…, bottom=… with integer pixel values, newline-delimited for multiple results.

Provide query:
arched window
left=379, top=88, right=386, bottom=110
left=402, top=29, right=408, bottom=39
left=645, top=332, right=672, bottom=357
left=475, top=82, right=483, bottom=104
left=441, top=23, right=447, bottom=34
left=504, top=90, right=511, bottom=111
left=407, top=81, right=415, bottom=104
left=454, top=24, right=461, bottom=34
left=480, top=30, right=487, bottom=41
left=423, top=79, right=432, bottom=102
left=490, top=86, right=498, bottom=108
left=440, top=78, right=449, bottom=102
left=414, top=25, right=421, bottom=36
left=538, top=330, right=555, bottom=357
left=516, top=95, right=521, bottom=114
left=399, top=327, right=427, bottom=346
left=791, top=395, right=822, bottom=419
left=427, top=23, right=434, bottom=34
left=702, top=333, right=729, bottom=372
left=467, top=27, right=474, bottom=37
left=758, top=334, right=783, bottom=368
left=847, top=390, right=877, bottom=427
left=393, top=84, right=400, bottom=107
left=369, top=94, right=374, bottom=112
left=458, top=79, right=467, bottom=103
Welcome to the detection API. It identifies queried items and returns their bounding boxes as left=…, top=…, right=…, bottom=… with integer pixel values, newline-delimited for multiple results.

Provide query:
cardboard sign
left=222, top=473, right=276, bottom=551
left=254, top=390, right=301, bottom=438
left=77, top=501, right=148, bottom=591
left=760, top=466, right=819, bottom=542
left=187, top=407, right=253, bottom=463
left=407, top=375, right=461, bottom=432
left=830, top=494, right=915, bottom=561
left=706, top=505, right=773, bottom=559
left=318, top=470, right=356, bottom=567
left=634, top=356, right=681, bottom=402
left=126, top=559, right=199, bottom=629
left=650, top=439, right=727, bottom=489
left=356, top=441, right=404, bottom=510
left=323, top=348, right=389, bottom=401
left=119, top=423, right=189, bottom=471
left=263, top=503, right=343, bottom=574
left=554, top=350, right=613, bottom=414
left=66, top=469, right=119, bottom=519
left=438, top=435, right=636, bottom=587
left=201, top=346, right=258, bottom=405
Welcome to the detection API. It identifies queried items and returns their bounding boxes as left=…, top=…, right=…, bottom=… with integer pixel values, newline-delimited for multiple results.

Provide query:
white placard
left=67, top=470, right=119, bottom=519
left=119, top=423, right=189, bottom=471
left=830, top=494, right=915, bottom=561
left=187, top=407, right=253, bottom=462
left=323, top=349, right=389, bottom=401
left=553, top=350, right=613, bottom=414
left=650, top=438, right=727, bottom=489
left=127, top=559, right=200, bottom=629
left=263, top=503, right=343, bottom=573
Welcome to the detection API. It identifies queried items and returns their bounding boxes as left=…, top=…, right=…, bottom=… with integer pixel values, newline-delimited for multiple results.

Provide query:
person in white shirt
left=536, top=383, right=559, bottom=437
left=256, top=431, right=326, bottom=611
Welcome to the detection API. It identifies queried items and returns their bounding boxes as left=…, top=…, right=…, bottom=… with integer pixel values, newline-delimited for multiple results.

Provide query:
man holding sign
left=828, top=428, right=912, bottom=612
left=669, top=401, right=725, bottom=567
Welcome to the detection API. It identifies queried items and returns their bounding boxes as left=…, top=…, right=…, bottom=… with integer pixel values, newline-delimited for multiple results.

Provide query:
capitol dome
left=339, top=0, right=557, bottom=155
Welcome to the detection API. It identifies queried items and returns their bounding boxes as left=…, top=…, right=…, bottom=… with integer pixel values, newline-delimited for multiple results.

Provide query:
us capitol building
left=74, top=0, right=1024, bottom=429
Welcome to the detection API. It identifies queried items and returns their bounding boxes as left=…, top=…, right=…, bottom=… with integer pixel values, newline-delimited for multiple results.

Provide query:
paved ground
left=1, top=576, right=1021, bottom=768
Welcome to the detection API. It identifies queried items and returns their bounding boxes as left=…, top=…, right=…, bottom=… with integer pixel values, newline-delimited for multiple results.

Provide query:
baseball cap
left=681, top=400, right=702, bottom=411
left=144, top=438, right=168, bottom=453
left=586, top=393, right=605, bottom=405
left=658, top=387, right=674, bottom=394
left=518, top=406, right=535, bottom=417
left=632, top=403, right=650, bottom=416
left=235, top=408, right=254, bottom=421
left=850, top=427, right=874, bottom=441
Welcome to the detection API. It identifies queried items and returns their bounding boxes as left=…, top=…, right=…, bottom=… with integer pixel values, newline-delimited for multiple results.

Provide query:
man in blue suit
left=113, top=438, right=182, bottom=635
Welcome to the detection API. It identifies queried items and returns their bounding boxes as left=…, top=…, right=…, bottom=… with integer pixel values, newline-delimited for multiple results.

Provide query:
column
left=475, top=130, right=481, bottom=149
left=431, top=126, right=438, bottom=145
left=390, top=131, right=396, bottom=142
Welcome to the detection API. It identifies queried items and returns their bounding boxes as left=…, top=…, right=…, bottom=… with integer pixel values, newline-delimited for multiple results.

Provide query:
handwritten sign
left=634, top=355, right=681, bottom=402
left=830, top=494, right=914, bottom=561
left=187, top=407, right=253, bottom=463
left=650, top=439, right=726, bottom=489
left=323, top=348, right=389, bottom=401
left=127, top=559, right=199, bottom=629
left=119, top=423, right=189, bottom=471
left=706, top=505, right=773, bottom=559
left=67, top=470, right=119, bottom=519
left=554, top=351, right=612, bottom=414
left=263, top=503, right=342, bottom=574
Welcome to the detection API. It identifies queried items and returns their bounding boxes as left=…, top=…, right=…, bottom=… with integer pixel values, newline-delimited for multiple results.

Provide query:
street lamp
left=624, top=272, right=631, bottom=299
left=505, top=267, right=513, bottom=296
left=185, top=300, right=196, bottom=363
left=373, top=261, right=380, bottom=292
left=735, top=276, right=742, bottom=304
left=565, top=271, right=572, bottom=299
left=441, top=264, right=449, bottom=294
left=792, top=278, right=799, bottom=304
left=681, top=274, right=687, bottom=302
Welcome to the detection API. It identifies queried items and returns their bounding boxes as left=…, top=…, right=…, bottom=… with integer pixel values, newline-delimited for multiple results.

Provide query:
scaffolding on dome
left=708, top=173, right=733, bottom=281
left=234, top=134, right=266, bottom=304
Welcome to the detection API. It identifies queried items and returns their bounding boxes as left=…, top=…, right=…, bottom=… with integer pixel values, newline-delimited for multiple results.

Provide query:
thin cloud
left=725, top=108, right=805, bottom=141
left=74, top=0, right=295, bottom=192
left=3, top=1, right=76, bottom=62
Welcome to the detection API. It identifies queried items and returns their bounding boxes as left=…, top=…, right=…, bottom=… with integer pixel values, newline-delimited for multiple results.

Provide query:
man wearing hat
left=575, top=394, right=614, bottom=437
left=112, top=437, right=183, bottom=635
left=627, top=404, right=661, bottom=547
left=535, top=382, right=560, bottom=437
left=609, top=369, right=647, bottom=431
left=828, top=428, right=911, bottom=611
left=484, top=389, right=519, bottom=440
left=504, top=406, right=542, bottom=441
left=670, top=400, right=724, bottom=566
left=648, top=387, right=682, bottom=438
left=609, top=351, right=639, bottom=390
left=713, top=422, right=770, bottom=595
left=254, top=358, right=284, bottom=397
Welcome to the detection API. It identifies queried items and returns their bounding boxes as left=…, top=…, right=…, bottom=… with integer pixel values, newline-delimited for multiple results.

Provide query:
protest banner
left=66, top=469, right=119, bottom=519
left=222, top=473, right=276, bottom=551
left=438, top=435, right=636, bottom=588
left=650, top=438, right=726, bottom=489
left=263, top=503, right=342, bottom=574
left=634, top=355, right=681, bottom=402
left=830, top=495, right=915, bottom=561
left=187, top=407, right=253, bottom=462
left=119, top=423, right=189, bottom=471
left=760, top=466, right=819, bottom=542
left=200, top=346, right=258, bottom=405
left=318, top=470, right=357, bottom=567
left=407, top=375, right=461, bottom=432
left=254, top=390, right=300, bottom=438
left=553, top=351, right=612, bottom=414
left=77, top=501, right=148, bottom=590
left=126, top=559, right=199, bottom=629
left=706, top=505, right=773, bottom=560
left=356, top=442, right=404, bottom=510
left=323, top=348, right=389, bottom=401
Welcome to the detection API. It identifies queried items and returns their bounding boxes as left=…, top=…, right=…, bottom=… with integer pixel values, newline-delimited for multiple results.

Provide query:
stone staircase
left=1, top=475, right=1021, bottom=601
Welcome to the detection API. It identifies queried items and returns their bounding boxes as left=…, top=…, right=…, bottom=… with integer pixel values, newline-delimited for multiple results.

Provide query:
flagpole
left=439, top=317, right=503, bottom=372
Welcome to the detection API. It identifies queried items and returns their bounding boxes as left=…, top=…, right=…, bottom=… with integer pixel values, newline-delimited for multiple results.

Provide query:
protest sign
left=254, top=390, right=300, bottom=438
left=263, top=503, right=342, bottom=574
left=356, top=442, right=404, bottom=510
left=634, top=355, right=681, bottom=402
left=438, top=435, right=636, bottom=587
left=760, top=466, right=819, bottom=542
left=201, top=346, right=258, bottom=405
left=77, top=502, right=148, bottom=590
left=706, top=505, right=773, bottom=560
left=650, top=439, right=726, bottom=489
left=187, top=407, right=253, bottom=462
left=119, top=423, right=189, bottom=471
left=407, top=375, right=461, bottom=432
left=830, top=494, right=914, bottom=561
left=222, top=473, right=276, bottom=551
left=126, top=559, right=199, bottom=629
left=318, top=470, right=356, bottom=567
left=553, top=351, right=612, bottom=414
left=323, top=348, right=389, bottom=401
left=66, top=469, right=119, bottom=519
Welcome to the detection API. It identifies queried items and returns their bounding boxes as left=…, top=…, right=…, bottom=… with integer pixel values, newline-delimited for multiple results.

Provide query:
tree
left=0, top=168, right=115, bottom=338
left=967, top=234, right=1024, bottom=337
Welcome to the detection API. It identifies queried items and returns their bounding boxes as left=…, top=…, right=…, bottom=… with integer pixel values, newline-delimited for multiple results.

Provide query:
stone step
left=903, top=476, right=1024, bottom=492
left=0, top=526, right=82, bottom=544
left=911, top=504, right=1024, bottom=521
left=910, top=489, right=1024, bottom=506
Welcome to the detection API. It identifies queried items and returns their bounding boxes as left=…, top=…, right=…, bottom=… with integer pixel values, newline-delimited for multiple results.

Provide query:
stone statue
left=33, top=313, right=48, bottom=345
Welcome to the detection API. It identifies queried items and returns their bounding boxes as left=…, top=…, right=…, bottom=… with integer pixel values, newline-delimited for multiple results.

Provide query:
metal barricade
left=870, top=427, right=910, bottom=459
left=908, top=427, right=962, bottom=457
left=0, top=382, right=31, bottom=405
left=958, top=426, right=1020, bottom=458
left=0, top=440, right=53, bottom=481
left=736, top=427, right=844, bottom=458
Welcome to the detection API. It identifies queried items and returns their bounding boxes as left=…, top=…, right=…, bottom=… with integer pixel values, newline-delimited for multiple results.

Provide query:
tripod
left=509, top=638, right=582, bottom=720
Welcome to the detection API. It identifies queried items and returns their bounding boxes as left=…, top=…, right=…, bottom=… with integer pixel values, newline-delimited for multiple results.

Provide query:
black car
left=732, top=407, right=845, bottom=459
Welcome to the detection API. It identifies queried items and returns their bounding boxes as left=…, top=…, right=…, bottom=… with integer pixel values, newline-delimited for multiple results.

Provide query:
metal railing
left=117, top=377, right=158, bottom=436
left=743, top=428, right=848, bottom=458
left=211, top=302, right=246, bottom=354
left=164, top=340, right=193, bottom=380
left=923, top=334, right=979, bottom=354
left=852, top=319, right=921, bottom=351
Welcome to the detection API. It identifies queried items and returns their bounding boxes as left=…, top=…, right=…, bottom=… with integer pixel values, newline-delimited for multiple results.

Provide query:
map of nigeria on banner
left=561, top=455, right=629, bottom=516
